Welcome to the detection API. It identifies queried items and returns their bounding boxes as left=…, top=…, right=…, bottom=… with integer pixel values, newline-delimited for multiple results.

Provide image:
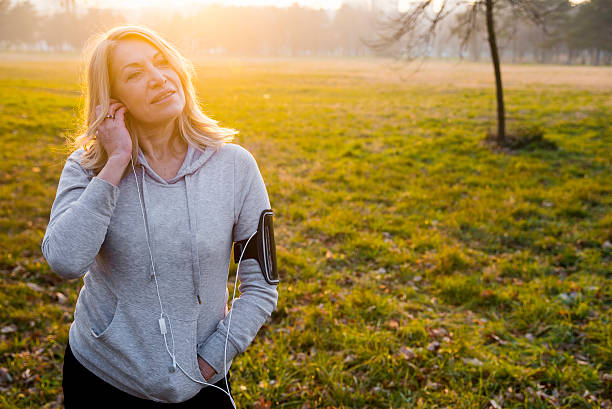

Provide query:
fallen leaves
left=480, top=289, right=495, bottom=298
left=462, top=357, right=483, bottom=367
left=55, top=292, right=67, bottom=304
left=20, top=368, right=38, bottom=384
left=1, top=324, right=17, bottom=333
left=386, top=320, right=399, bottom=330
left=426, top=341, right=441, bottom=353
left=26, top=282, right=45, bottom=292
left=487, top=333, right=508, bottom=345
left=0, top=367, right=13, bottom=385
left=398, top=346, right=415, bottom=360
left=343, top=354, right=356, bottom=363
left=430, top=327, right=448, bottom=338
left=254, top=396, right=272, bottom=409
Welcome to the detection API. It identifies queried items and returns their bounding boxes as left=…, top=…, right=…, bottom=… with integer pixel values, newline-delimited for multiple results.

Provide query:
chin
left=141, top=103, right=184, bottom=124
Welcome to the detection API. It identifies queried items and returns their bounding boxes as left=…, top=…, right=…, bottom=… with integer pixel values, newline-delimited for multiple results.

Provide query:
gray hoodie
left=41, top=142, right=278, bottom=403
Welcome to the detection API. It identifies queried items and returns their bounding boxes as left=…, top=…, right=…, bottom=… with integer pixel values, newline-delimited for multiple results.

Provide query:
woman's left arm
left=197, top=146, right=279, bottom=375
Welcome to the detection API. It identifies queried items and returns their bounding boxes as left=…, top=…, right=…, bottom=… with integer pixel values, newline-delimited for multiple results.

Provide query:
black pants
left=62, top=340, right=234, bottom=408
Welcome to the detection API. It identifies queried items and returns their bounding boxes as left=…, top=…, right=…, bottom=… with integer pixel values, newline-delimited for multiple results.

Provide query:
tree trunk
left=485, top=0, right=505, bottom=145
left=512, top=28, right=517, bottom=64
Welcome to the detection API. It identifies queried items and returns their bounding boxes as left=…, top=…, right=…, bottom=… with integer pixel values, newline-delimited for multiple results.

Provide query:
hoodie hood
left=135, top=143, right=216, bottom=304
left=136, top=143, right=216, bottom=184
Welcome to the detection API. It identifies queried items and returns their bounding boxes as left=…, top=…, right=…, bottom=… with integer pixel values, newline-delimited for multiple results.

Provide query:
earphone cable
left=224, top=230, right=257, bottom=402
left=130, top=156, right=249, bottom=408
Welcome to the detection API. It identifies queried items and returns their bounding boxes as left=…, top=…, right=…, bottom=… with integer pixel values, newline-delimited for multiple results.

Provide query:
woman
left=41, top=25, right=278, bottom=408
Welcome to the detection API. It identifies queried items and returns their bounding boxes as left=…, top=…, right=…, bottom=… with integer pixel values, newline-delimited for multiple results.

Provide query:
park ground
left=0, top=55, right=610, bottom=408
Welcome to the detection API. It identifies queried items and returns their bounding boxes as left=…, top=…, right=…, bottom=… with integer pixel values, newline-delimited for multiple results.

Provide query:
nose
left=148, top=67, right=167, bottom=87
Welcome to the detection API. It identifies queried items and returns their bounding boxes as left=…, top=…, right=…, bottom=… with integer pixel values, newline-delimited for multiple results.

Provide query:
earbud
left=170, top=355, right=176, bottom=373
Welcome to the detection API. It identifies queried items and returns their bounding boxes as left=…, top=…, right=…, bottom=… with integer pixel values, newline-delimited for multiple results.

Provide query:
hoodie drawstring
left=140, top=166, right=156, bottom=281
left=185, top=174, right=203, bottom=304
left=137, top=146, right=206, bottom=305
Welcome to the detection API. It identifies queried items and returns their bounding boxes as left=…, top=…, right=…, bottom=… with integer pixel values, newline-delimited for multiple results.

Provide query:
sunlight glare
left=76, top=0, right=344, bottom=11
left=398, top=0, right=444, bottom=14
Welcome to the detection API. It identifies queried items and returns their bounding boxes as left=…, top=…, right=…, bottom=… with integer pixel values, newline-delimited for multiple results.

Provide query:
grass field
left=0, top=55, right=611, bottom=408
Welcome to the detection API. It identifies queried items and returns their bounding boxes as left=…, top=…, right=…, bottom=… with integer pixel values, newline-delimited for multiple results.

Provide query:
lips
left=151, top=89, right=175, bottom=104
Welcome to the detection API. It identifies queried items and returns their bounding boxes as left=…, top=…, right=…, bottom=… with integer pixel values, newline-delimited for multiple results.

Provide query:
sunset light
left=2, top=0, right=610, bottom=406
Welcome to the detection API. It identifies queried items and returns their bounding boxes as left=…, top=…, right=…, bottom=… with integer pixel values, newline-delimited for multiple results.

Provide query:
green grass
left=0, top=56, right=610, bottom=408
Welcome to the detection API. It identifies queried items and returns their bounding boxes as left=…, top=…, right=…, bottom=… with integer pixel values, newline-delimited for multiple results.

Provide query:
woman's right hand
left=95, top=98, right=133, bottom=160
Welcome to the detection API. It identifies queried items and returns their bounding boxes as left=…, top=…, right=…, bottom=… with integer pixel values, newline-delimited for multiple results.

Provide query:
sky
left=29, top=0, right=591, bottom=14
left=77, top=0, right=347, bottom=9
left=31, top=0, right=365, bottom=13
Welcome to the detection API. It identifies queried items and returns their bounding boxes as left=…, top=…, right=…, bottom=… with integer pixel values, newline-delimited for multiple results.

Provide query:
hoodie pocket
left=86, top=299, right=205, bottom=402
left=192, top=336, right=208, bottom=385
left=89, top=300, right=119, bottom=339
left=87, top=300, right=162, bottom=375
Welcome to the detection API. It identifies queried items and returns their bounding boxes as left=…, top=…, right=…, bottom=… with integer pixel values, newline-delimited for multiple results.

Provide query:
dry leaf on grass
left=254, top=396, right=272, bottom=409
left=399, top=346, right=415, bottom=360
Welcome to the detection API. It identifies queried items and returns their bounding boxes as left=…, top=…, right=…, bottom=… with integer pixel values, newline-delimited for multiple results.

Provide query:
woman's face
left=109, top=39, right=185, bottom=126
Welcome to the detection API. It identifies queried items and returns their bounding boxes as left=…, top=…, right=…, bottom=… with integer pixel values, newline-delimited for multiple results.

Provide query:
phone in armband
left=233, top=209, right=279, bottom=285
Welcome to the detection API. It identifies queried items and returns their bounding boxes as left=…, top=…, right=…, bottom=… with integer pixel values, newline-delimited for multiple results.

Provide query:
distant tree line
left=0, top=0, right=609, bottom=65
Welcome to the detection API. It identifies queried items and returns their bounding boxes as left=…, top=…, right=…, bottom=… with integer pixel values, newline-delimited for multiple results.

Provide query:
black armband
left=233, top=209, right=279, bottom=285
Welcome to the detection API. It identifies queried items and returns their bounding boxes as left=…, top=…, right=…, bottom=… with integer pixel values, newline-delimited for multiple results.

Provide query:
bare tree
left=368, top=0, right=570, bottom=147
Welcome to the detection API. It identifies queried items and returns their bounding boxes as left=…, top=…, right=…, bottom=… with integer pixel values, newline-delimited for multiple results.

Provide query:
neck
left=133, top=119, right=186, bottom=161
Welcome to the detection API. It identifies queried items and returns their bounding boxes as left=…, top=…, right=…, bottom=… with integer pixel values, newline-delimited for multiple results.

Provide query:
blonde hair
left=70, top=25, right=237, bottom=174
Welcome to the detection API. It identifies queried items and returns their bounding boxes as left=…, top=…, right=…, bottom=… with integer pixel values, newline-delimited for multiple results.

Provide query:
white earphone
left=130, top=156, right=254, bottom=408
